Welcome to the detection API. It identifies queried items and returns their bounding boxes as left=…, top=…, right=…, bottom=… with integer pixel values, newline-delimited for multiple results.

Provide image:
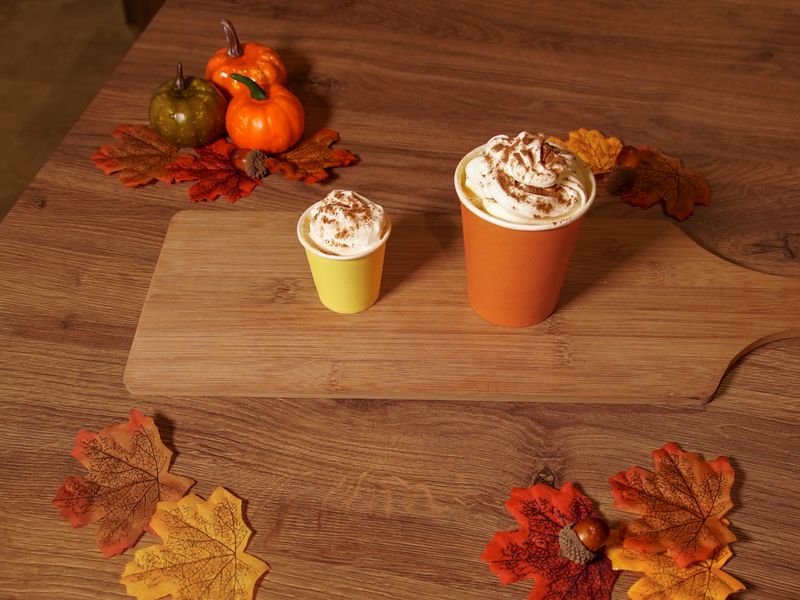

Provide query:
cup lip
left=296, top=204, right=392, bottom=261
left=454, top=144, right=597, bottom=231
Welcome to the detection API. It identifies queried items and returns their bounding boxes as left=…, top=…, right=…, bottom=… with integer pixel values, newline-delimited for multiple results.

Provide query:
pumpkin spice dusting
left=463, top=131, right=589, bottom=225
left=304, top=190, right=387, bottom=256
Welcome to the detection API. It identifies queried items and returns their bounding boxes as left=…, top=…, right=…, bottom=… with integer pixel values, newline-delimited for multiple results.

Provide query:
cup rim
left=454, top=144, right=597, bottom=231
left=297, top=204, right=392, bottom=261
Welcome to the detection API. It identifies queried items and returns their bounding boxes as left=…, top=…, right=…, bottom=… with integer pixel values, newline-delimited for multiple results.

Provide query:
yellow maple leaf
left=549, top=128, right=623, bottom=174
left=607, top=540, right=744, bottom=600
left=121, top=487, right=269, bottom=600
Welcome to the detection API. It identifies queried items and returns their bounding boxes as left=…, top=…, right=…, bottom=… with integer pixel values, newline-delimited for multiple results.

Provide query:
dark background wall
left=0, top=0, right=164, bottom=219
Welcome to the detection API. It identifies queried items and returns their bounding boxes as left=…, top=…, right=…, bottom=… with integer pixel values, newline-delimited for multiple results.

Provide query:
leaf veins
left=121, top=487, right=269, bottom=600
left=167, top=138, right=259, bottom=203
left=609, top=442, right=736, bottom=569
left=264, top=128, right=357, bottom=183
left=548, top=128, right=624, bottom=174
left=52, top=409, right=194, bottom=558
left=91, top=124, right=182, bottom=187
left=482, top=482, right=618, bottom=600
left=607, top=541, right=745, bottom=600
left=608, top=146, right=711, bottom=220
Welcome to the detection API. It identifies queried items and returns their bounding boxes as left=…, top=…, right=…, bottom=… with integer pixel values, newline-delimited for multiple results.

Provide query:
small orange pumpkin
left=206, top=19, right=288, bottom=99
left=226, top=74, right=304, bottom=154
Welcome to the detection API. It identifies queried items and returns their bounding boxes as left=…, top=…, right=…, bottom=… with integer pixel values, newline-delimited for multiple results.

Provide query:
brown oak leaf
left=121, top=487, right=269, bottom=600
left=482, top=482, right=618, bottom=600
left=608, top=146, right=711, bottom=220
left=264, top=128, right=357, bottom=183
left=548, top=128, right=624, bottom=174
left=609, top=442, right=736, bottom=569
left=167, top=138, right=259, bottom=203
left=52, top=409, right=194, bottom=558
left=91, top=124, right=182, bottom=187
left=607, top=540, right=745, bottom=600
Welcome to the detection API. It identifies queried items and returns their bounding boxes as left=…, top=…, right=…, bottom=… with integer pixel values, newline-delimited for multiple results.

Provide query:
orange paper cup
left=455, top=145, right=596, bottom=327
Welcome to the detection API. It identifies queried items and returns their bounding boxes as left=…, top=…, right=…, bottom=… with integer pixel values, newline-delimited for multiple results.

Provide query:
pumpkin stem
left=174, top=62, right=186, bottom=92
left=230, top=74, right=268, bottom=100
left=221, top=19, right=244, bottom=58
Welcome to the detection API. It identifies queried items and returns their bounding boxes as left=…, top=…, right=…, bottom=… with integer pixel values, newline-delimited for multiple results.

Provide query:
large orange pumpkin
left=226, top=74, right=304, bottom=154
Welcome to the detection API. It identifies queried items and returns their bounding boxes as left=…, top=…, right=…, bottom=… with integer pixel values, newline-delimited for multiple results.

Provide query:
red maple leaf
left=167, top=138, right=259, bottom=203
left=91, top=124, right=182, bottom=187
left=608, top=146, right=711, bottom=220
left=53, top=409, right=194, bottom=557
left=482, top=482, right=618, bottom=599
left=609, top=442, right=736, bottom=569
left=264, top=128, right=357, bottom=183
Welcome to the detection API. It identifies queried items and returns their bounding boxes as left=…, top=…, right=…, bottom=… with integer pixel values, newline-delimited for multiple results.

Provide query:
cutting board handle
left=707, top=327, right=800, bottom=404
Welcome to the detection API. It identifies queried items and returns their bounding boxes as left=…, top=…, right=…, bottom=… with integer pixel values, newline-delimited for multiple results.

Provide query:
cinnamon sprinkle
left=540, top=140, right=567, bottom=171
left=497, top=171, right=560, bottom=199
left=316, top=192, right=376, bottom=237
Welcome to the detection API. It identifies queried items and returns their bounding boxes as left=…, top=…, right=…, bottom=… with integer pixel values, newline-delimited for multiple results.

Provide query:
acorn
left=615, top=145, right=640, bottom=168
left=231, top=147, right=250, bottom=172
left=558, top=517, right=609, bottom=565
left=230, top=148, right=269, bottom=179
left=573, top=516, right=609, bottom=552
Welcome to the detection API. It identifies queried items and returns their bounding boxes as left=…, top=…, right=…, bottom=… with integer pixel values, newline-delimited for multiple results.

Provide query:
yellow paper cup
left=297, top=206, right=391, bottom=313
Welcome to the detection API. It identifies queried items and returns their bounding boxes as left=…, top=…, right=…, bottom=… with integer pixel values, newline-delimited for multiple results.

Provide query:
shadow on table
left=725, top=455, right=754, bottom=591
left=153, top=412, right=177, bottom=453
left=380, top=212, right=460, bottom=300
left=280, top=46, right=332, bottom=135
left=558, top=218, right=666, bottom=311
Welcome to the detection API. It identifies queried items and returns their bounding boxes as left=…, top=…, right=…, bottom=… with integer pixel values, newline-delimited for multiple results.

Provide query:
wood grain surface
left=1, top=0, right=798, bottom=598
left=125, top=211, right=799, bottom=405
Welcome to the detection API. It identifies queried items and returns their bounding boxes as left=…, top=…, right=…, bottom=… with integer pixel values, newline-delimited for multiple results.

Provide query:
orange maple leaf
left=52, top=409, right=194, bottom=558
left=608, top=146, right=711, bottom=220
left=91, top=124, right=182, bottom=187
left=167, top=138, right=260, bottom=203
left=548, top=128, right=623, bottom=174
left=121, top=487, right=269, bottom=600
left=607, top=540, right=745, bottom=600
left=264, top=128, right=357, bottom=183
left=609, top=443, right=735, bottom=569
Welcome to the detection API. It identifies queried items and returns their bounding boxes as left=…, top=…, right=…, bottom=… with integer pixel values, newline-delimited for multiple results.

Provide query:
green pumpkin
left=149, top=63, right=227, bottom=147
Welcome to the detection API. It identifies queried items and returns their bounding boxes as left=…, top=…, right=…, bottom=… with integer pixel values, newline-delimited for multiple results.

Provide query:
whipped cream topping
left=464, top=132, right=588, bottom=224
left=306, top=190, right=386, bottom=256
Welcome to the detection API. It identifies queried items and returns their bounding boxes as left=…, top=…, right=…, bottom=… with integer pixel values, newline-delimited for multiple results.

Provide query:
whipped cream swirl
left=306, top=190, right=387, bottom=256
left=464, top=132, right=588, bottom=224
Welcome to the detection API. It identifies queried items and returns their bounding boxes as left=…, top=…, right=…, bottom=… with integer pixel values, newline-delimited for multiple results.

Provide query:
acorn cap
left=245, top=149, right=269, bottom=179
left=558, top=523, right=597, bottom=565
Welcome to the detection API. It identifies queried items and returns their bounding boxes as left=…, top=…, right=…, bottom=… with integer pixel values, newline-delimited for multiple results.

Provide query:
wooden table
left=1, top=1, right=798, bottom=598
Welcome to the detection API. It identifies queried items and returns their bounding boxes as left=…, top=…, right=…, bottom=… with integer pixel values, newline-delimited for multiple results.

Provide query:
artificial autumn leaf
left=264, top=128, right=357, bottom=183
left=91, top=124, right=182, bottom=187
left=609, top=442, right=736, bottom=569
left=608, top=146, right=711, bottom=220
left=121, top=487, right=269, bottom=600
left=607, top=540, right=745, bottom=600
left=167, top=138, right=259, bottom=203
left=548, top=128, right=623, bottom=174
left=482, top=482, right=618, bottom=600
left=53, top=409, right=194, bottom=558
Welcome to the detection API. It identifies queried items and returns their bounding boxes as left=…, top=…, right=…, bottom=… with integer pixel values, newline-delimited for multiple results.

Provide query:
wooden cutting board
left=123, top=210, right=799, bottom=404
